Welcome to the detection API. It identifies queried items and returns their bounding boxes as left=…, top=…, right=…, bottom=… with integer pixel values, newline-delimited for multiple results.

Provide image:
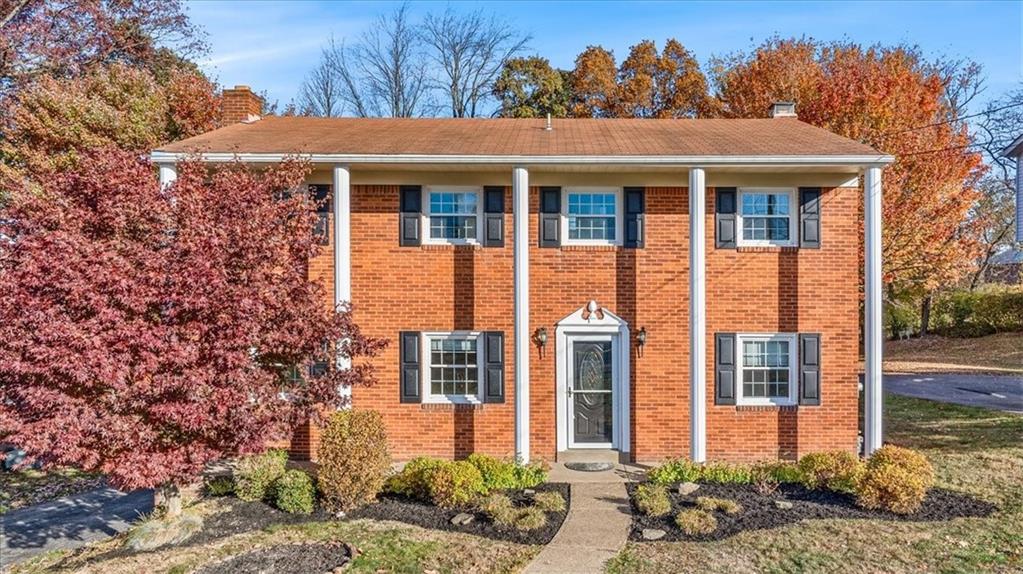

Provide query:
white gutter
left=150, top=151, right=894, bottom=167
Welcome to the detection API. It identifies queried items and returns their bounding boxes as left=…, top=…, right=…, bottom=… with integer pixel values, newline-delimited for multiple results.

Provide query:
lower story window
left=738, top=334, right=796, bottom=405
left=426, top=334, right=481, bottom=402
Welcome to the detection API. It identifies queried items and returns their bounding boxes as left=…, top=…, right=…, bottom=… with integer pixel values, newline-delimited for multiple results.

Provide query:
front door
left=568, top=338, right=614, bottom=447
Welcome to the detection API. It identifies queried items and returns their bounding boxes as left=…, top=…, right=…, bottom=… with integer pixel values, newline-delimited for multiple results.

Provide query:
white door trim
left=555, top=302, right=630, bottom=453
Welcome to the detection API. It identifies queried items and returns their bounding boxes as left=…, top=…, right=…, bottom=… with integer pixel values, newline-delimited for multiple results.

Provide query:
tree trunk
left=920, top=295, right=932, bottom=337
left=156, top=483, right=182, bottom=519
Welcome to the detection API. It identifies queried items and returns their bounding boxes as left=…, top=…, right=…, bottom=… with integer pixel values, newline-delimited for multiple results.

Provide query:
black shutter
left=799, top=333, right=822, bottom=405
left=483, top=331, right=505, bottom=403
left=539, top=186, right=561, bottom=248
left=483, top=186, right=505, bottom=247
left=624, top=187, right=645, bottom=248
left=715, top=187, right=737, bottom=249
left=399, top=331, right=421, bottom=403
left=308, top=184, right=332, bottom=246
left=399, top=185, right=422, bottom=246
left=799, top=187, right=821, bottom=249
left=715, top=333, right=737, bottom=405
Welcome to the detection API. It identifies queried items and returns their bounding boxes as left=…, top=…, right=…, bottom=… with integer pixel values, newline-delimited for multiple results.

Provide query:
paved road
left=0, top=487, right=153, bottom=568
left=885, top=373, right=1023, bottom=413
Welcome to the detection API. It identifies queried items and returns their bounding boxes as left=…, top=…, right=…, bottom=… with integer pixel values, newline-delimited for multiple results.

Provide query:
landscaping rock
left=450, top=512, right=474, bottom=526
left=641, top=528, right=666, bottom=541
left=677, top=482, right=700, bottom=496
left=774, top=500, right=794, bottom=510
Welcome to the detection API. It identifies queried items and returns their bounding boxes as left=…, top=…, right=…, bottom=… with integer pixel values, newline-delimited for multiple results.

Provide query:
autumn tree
left=570, top=39, right=711, bottom=118
left=0, top=0, right=205, bottom=96
left=493, top=56, right=571, bottom=118
left=0, top=149, right=384, bottom=513
left=0, top=62, right=220, bottom=177
left=711, top=38, right=985, bottom=303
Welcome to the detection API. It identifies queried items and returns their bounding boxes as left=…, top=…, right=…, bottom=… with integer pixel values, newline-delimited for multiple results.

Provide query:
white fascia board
left=1000, top=133, right=1023, bottom=158
left=149, top=151, right=895, bottom=168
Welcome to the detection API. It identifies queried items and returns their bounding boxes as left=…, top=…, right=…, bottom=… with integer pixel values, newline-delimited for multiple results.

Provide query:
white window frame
left=422, top=331, right=485, bottom=404
left=422, top=186, right=483, bottom=245
left=736, top=333, right=798, bottom=406
left=736, top=187, right=798, bottom=247
left=561, top=187, right=624, bottom=246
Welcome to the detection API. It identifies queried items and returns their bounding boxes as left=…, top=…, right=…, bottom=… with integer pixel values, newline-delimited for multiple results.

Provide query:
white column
left=333, top=165, right=353, bottom=405
left=689, top=167, right=707, bottom=463
left=158, top=163, right=177, bottom=189
left=864, top=166, right=884, bottom=455
left=513, top=166, right=530, bottom=463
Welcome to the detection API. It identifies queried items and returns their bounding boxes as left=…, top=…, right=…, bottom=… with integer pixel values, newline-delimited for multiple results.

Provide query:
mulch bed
left=194, top=542, right=352, bottom=574
left=346, top=482, right=571, bottom=545
left=627, top=482, right=998, bottom=542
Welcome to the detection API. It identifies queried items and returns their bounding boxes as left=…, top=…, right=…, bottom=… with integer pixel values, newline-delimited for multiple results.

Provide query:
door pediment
left=557, top=300, right=627, bottom=329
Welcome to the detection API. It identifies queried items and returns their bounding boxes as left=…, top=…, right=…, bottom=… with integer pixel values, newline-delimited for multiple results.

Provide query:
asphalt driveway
left=885, top=373, right=1023, bottom=414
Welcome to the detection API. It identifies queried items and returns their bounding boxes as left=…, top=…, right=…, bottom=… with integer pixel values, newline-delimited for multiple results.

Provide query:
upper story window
left=738, top=188, right=797, bottom=247
left=425, top=187, right=481, bottom=243
left=737, top=334, right=797, bottom=406
left=425, top=333, right=482, bottom=403
left=563, top=188, right=622, bottom=245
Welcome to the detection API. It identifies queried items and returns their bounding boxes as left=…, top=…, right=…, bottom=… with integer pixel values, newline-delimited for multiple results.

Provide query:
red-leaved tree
left=0, top=149, right=384, bottom=512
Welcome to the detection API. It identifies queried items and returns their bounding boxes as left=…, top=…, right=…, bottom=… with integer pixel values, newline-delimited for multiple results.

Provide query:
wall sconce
left=637, top=327, right=647, bottom=355
left=534, top=327, right=548, bottom=358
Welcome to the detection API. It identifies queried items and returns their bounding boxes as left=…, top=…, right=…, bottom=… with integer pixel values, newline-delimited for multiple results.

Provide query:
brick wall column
left=513, top=166, right=530, bottom=462
left=689, top=167, right=707, bottom=463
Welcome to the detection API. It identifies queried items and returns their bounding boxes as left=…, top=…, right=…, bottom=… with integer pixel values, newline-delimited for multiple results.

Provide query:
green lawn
left=607, top=394, right=1023, bottom=574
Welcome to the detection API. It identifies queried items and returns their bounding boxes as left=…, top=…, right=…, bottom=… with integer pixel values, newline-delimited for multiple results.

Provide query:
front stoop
left=523, top=483, right=632, bottom=574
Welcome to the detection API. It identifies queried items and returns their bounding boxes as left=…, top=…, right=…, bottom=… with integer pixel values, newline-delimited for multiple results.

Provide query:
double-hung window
left=424, top=333, right=483, bottom=403
left=563, top=188, right=622, bottom=245
left=737, top=334, right=797, bottom=406
left=737, top=188, right=797, bottom=247
left=425, top=187, right=481, bottom=243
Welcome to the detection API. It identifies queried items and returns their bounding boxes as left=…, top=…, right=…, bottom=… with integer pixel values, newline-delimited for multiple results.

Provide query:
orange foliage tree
left=571, top=39, right=711, bottom=118
left=711, top=38, right=985, bottom=297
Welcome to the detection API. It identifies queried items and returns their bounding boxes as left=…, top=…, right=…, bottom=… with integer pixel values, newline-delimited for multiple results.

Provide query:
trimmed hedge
left=272, top=469, right=315, bottom=514
left=317, top=409, right=391, bottom=512
left=855, top=445, right=934, bottom=514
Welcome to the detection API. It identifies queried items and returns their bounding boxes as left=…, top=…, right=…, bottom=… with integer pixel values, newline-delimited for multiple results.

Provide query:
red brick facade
left=293, top=183, right=860, bottom=464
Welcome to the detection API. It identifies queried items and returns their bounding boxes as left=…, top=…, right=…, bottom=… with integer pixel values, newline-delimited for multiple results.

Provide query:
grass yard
left=11, top=513, right=539, bottom=574
left=884, top=333, right=1023, bottom=374
left=607, top=394, right=1023, bottom=574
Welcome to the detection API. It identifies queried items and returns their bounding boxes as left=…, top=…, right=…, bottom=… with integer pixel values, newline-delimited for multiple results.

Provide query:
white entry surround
left=555, top=301, right=631, bottom=454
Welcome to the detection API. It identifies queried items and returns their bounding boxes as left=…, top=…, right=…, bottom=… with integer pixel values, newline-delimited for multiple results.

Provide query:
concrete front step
left=556, top=449, right=623, bottom=464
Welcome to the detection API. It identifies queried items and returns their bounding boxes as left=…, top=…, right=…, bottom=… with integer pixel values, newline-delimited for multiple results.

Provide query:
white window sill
left=736, top=399, right=797, bottom=407
left=423, top=396, right=483, bottom=406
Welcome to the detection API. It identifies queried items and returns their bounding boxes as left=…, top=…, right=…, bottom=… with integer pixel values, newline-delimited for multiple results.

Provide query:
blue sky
left=187, top=0, right=1021, bottom=114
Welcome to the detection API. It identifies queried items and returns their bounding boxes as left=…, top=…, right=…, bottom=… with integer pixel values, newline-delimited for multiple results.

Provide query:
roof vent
left=769, top=101, right=797, bottom=118
left=545, top=113, right=552, bottom=131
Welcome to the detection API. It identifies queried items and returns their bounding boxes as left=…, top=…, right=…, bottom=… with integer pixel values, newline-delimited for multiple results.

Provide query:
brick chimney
left=221, top=85, right=263, bottom=124
left=769, top=101, right=797, bottom=118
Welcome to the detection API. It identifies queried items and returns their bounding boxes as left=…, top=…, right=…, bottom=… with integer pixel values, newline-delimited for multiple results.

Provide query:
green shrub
left=855, top=446, right=934, bottom=515
left=466, top=454, right=518, bottom=491
left=798, top=451, right=863, bottom=493
left=749, top=461, right=801, bottom=495
left=234, top=448, right=289, bottom=502
left=204, top=476, right=235, bottom=497
left=932, top=286, right=1023, bottom=338
left=317, top=409, right=392, bottom=512
left=513, top=460, right=548, bottom=489
left=648, top=458, right=752, bottom=485
left=694, top=496, right=742, bottom=515
left=427, top=461, right=485, bottom=508
left=272, top=469, right=315, bottom=514
left=648, top=458, right=702, bottom=484
left=634, top=483, right=671, bottom=517
left=385, top=456, right=445, bottom=499
left=533, top=491, right=566, bottom=513
left=675, top=509, right=717, bottom=536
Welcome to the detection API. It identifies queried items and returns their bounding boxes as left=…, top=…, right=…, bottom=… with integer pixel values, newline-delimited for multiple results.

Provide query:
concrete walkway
left=524, top=481, right=632, bottom=574
left=0, top=487, right=153, bottom=567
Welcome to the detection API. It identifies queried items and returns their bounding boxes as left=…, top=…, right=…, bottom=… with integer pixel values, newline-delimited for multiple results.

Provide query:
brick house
left=152, top=87, right=892, bottom=465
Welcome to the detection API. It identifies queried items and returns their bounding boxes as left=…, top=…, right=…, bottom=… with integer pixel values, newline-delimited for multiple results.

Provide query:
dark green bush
left=317, top=409, right=391, bottom=512
left=234, top=448, right=289, bottom=502
left=932, top=286, right=1023, bottom=338
left=272, top=469, right=315, bottom=514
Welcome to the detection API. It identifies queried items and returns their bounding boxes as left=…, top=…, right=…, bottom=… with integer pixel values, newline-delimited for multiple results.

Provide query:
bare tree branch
left=356, top=3, right=428, bottom=117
